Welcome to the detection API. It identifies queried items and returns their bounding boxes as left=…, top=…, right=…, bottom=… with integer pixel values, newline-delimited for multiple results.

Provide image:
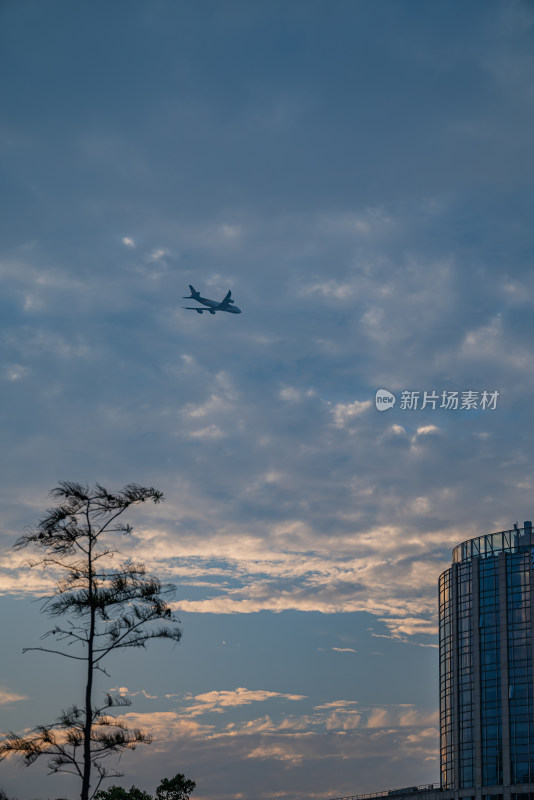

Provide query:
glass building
left=439, top=522, right=534, bottom=800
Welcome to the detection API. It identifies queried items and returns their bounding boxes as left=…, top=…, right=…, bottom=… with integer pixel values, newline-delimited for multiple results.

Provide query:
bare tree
left=0, top=482, right=182, bottom=800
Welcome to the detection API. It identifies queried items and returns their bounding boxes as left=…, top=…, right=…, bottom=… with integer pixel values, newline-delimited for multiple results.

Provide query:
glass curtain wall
left=439, top=525, right=534, bottom=792
left=507, top=551, right=534, bottom=784
left=439, top=568, right=454, bottom=788
left=458, top=562, right=475, bottom=788
left=479, top=558, right=502, bottom=786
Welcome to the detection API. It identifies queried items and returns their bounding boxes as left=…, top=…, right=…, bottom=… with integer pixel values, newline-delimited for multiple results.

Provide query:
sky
left=1, top=1, right=534, bottom=798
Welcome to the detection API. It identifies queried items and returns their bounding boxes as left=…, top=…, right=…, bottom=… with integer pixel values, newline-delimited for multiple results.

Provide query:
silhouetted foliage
left=0, top=483, right=182, bottom=800
left=155, top=774, right=196, bottom=800
left=94, top=786, right=152, bottom=800
left=95, top=773, right=196, bottom=800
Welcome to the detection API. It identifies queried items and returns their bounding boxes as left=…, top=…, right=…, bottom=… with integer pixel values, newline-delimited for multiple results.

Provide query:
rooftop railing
left=329, top=784, right=443, bottom=800
left=452, top=525, right=533, bottom=564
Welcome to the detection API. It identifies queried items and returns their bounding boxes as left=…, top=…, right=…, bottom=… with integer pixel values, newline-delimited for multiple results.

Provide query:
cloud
left=245, top=740, right=310, bottom=765
left=188, top=424, right=225, bottom=439
left=1, top=191, right=531, bottom=652
left=3, top=364, right=28, bottom=382
left=109, top=686, right=159, bottom=700
left=300, top=281, right=356, bottom=300
left=415, top=425, right=440, bottom=437
left=280, top=387, right=304, bottom=401
left=365, top=705, right=438, bottom=730
left=183, top=688, right=306, bottom=717
left=366, top=707, right=390, bottom=728
left=0, top=689, right=27, bottom=704
left=122, top=237, right=135, bottom=248
left=330, top=400, right=372, bottom=428
left=0, top=692, right=440, bottom=795
left=104, top=694, right=439, bottom=793
left=118, top=711, right=215, bottom=744
left=313, top=700, right=359, bottom=710
left=220, top=224, right=242, bottom=239
left=0, top=518, right=448, bottom=642
left=114, top=698, right=437, bottom=742
left=149, top=248, right=168, bottom=261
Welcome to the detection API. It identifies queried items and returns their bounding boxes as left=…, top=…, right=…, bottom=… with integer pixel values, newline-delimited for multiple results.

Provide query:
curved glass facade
left=439, top=524, right=534, bottom=793
left=453, top=526, right=534, bottom=565
left=439, top=567, right=454, bottom=787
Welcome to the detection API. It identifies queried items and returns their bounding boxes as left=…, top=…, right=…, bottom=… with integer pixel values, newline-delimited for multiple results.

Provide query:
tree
left=0, top=482, right=182, bottom=800
left=155, top=774, right=196, bottom=800
left=95, top=774, right=196, bottom=800
left=94, top=786, right=152, bottom=800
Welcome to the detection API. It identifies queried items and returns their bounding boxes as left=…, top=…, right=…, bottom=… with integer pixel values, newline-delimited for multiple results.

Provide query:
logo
left=375, top=389, right=396, bottom=411
left=374, top=388, right=499, bottom=412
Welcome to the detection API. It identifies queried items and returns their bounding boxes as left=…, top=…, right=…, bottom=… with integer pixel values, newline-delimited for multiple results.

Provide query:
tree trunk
left=81, top=529, right=95, bottom=800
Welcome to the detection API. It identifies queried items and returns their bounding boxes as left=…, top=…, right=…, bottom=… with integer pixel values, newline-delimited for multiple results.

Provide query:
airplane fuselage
left=183, top=285, right=242, bottom=314
left=195, top=296, right=241, bottom=314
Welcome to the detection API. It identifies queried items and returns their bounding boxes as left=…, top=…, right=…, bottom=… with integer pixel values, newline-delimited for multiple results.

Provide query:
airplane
left=182, top=285, right=242, bottom=315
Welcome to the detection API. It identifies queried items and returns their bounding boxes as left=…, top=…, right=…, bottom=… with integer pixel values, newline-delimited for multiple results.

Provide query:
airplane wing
left=217, top=290, right=232, bottom=309
left=183, top=307, right=216, bottom=314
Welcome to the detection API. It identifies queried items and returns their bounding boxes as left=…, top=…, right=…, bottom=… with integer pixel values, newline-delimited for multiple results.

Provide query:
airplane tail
left=183, top=284, right=200, bottom=299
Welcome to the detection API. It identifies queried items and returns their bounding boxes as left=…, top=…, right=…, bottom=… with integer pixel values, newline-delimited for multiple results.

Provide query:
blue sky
left=1, top=1, right=534, bottom=798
